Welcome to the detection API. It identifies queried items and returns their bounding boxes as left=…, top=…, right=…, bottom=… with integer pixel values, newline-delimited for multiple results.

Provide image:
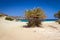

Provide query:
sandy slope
left=0, top=19, right=60, bottom=40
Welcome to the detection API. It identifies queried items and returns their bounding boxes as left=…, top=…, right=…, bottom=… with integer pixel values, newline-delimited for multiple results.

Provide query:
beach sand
left=0, top=19, right=60, bottom=40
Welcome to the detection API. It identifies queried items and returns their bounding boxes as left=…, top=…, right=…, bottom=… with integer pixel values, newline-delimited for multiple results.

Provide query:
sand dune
left=0, top=19, right=60, bottom=40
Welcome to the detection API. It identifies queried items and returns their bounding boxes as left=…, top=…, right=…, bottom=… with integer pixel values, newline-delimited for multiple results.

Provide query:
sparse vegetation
left=5, top=17, right=14, bottom=21
left=0, top=14, right=3, bottom=17
left=54, top=11, right=60, bottom=24
left=0, top=13, right=8, bottom=17
left=25, top=8, right=46, bottom=27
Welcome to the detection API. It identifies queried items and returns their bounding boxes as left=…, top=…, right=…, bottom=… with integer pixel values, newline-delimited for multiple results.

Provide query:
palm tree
left=25, top=8, right=46, bottom=27
left=54, top=11, right=60, bottom=24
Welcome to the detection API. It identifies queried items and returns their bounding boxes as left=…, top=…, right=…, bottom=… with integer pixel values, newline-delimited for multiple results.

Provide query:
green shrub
left=5, top=17, right=14, bottom=21
left=0, top=15, right=3, bottom=17
left=25, top=8, right=46, bottom=27
left=56, top=20, right=60, bottom=24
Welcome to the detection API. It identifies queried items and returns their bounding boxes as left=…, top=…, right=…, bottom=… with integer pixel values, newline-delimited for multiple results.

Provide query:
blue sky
left=0, top=0, right=60, bottom=19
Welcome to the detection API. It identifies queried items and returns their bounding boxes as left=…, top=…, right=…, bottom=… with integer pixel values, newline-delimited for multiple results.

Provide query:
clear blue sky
left=0, top=0, right=60, bottom=19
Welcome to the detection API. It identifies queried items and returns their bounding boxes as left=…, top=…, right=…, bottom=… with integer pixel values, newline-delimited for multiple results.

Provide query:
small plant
left=54, top=11, right=60, bottom=24
left=0, top=14, right=4, bottom=17
left=5, top=17, right=14, bottom=21
left=25, top=8, right=46, bottom=27
left=0, top=13, right=8, bottom=17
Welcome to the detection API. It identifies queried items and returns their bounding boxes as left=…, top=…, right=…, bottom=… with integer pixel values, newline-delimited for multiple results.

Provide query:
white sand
left=0, top=18, right=60, bottom=40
